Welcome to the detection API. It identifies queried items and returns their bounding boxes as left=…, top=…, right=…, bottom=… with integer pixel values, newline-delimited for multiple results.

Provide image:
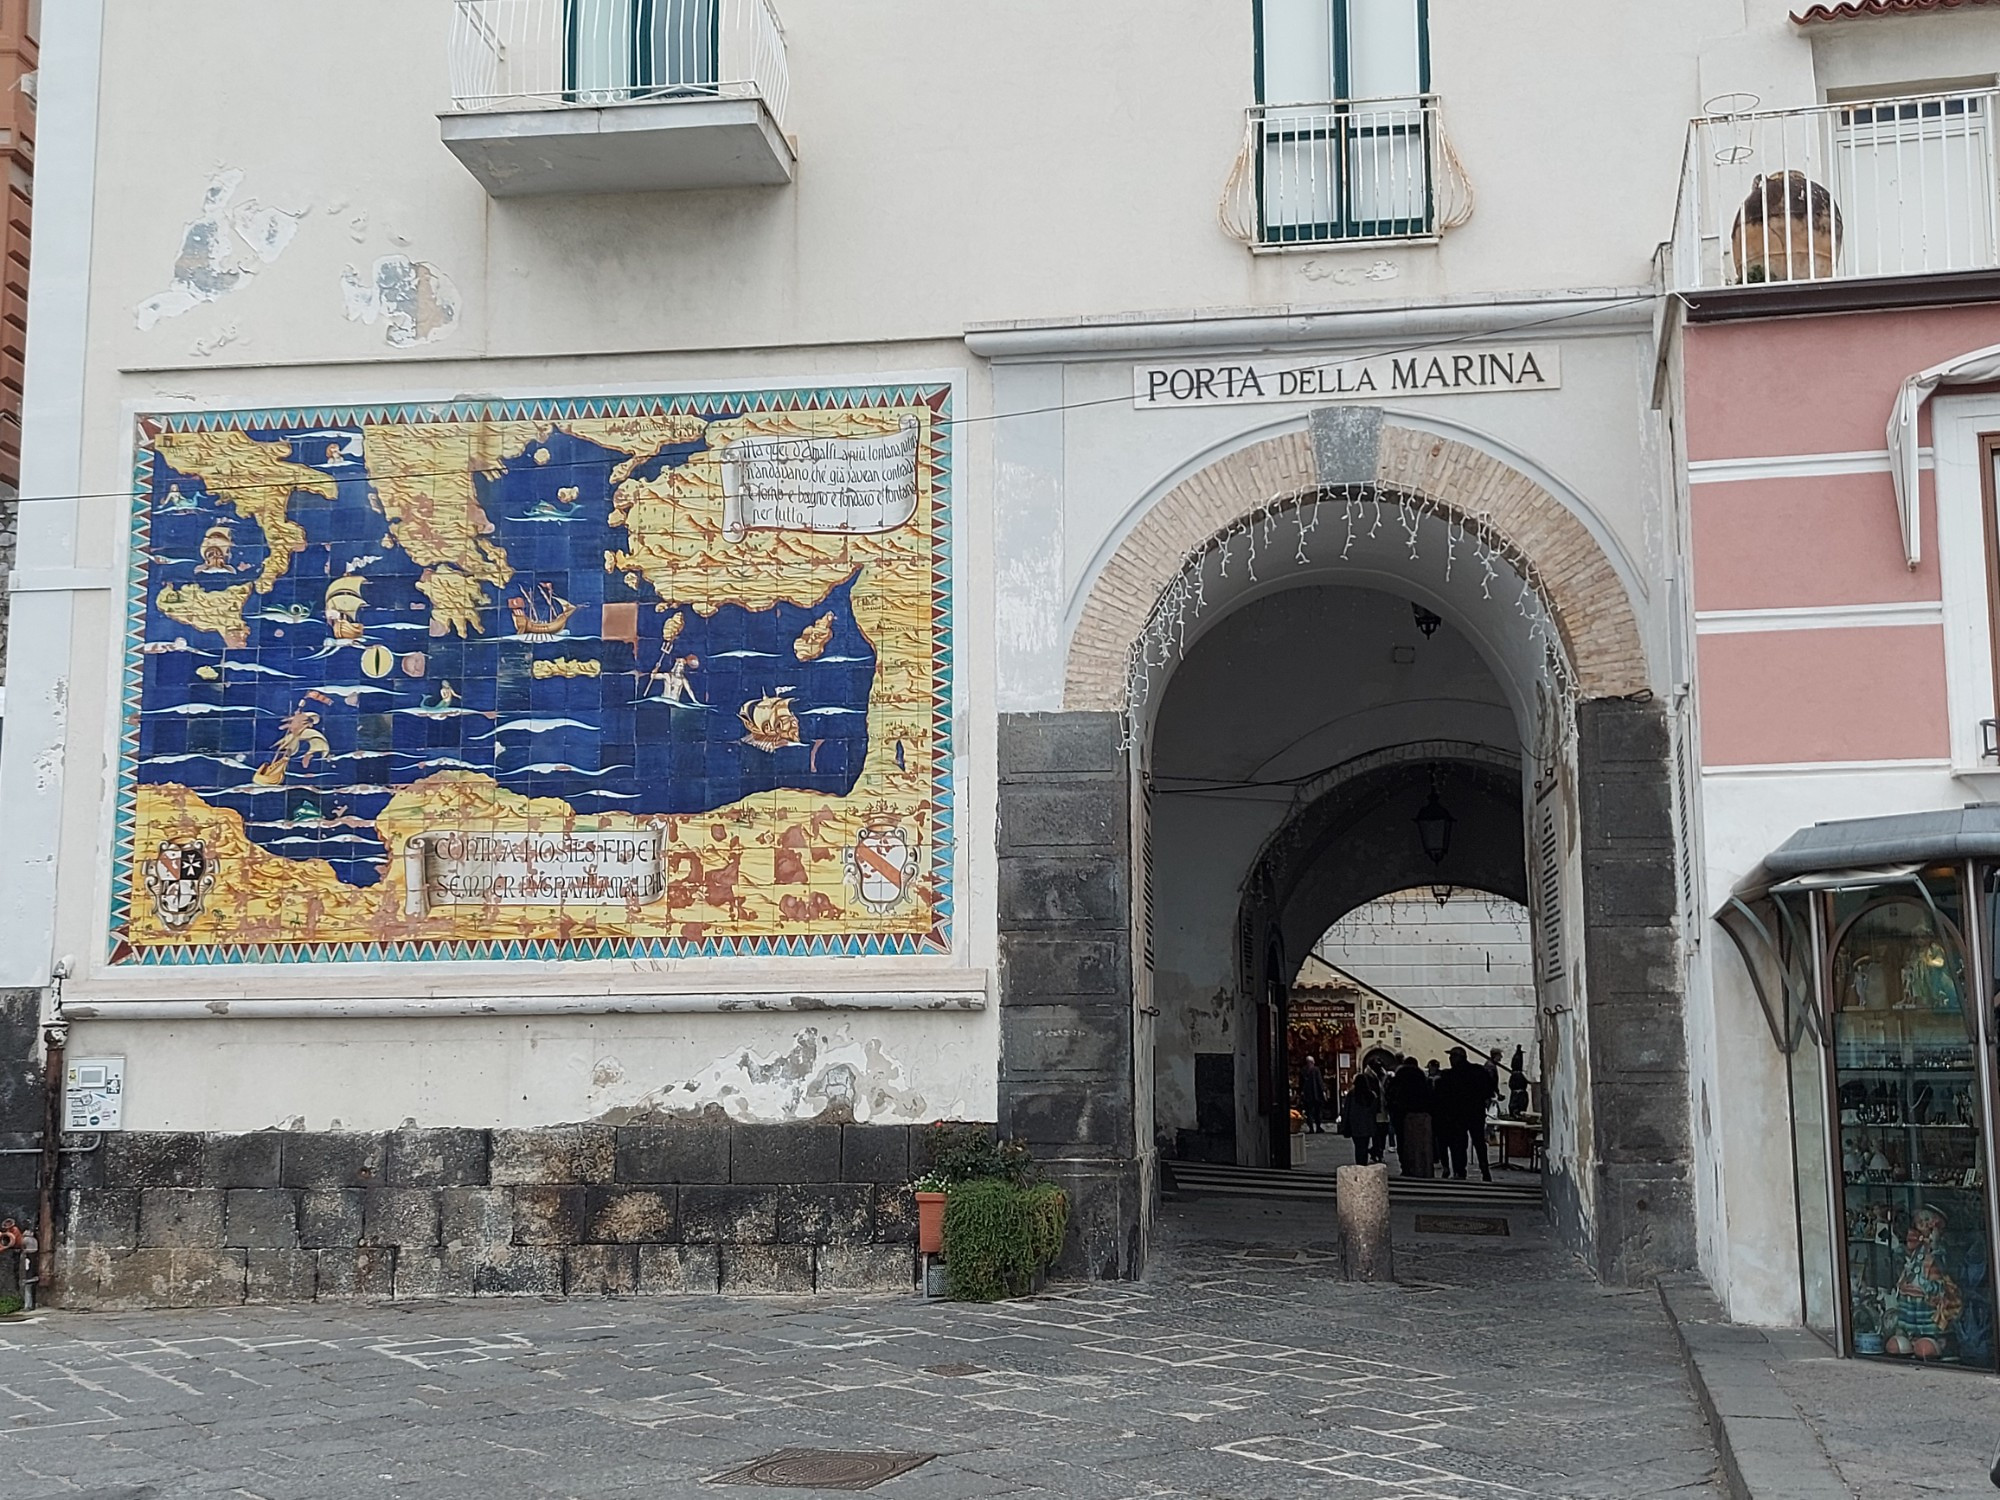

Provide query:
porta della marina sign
left=1134, top=344, right=1561, bottom=408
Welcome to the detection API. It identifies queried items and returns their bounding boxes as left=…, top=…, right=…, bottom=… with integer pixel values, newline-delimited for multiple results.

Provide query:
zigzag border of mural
left=113, top=383, right=957, bottom=969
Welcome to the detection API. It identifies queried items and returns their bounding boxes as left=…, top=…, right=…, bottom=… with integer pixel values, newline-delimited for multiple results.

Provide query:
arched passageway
left=993, top=408, right=1693, bottom=1287
left=1149, top=581, right=1529, bottom=1173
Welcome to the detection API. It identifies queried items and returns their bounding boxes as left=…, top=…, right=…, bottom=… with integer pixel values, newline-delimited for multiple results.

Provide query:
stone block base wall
left=0, top=989, right=42, bottom=1303
left=55, top=1122, right=923, bottom=1309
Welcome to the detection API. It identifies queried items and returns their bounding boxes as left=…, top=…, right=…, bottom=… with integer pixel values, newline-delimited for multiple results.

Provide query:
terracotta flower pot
left=916, top=1191, right=947, bottom=1254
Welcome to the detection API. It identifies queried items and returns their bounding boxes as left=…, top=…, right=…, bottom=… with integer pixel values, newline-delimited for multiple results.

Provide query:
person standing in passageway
left=1339, top=1066, right=1383, bottom=1166
left=1467, top=1051, right=1498, bottom=1180
left=1386, top=1054, right=1435, bottom=1178
left=1508, top=1046, right=1531, bottom=1118
left=1435, top=1046, right=1498, bottom=1181
left=1300, top=1054, right=1329, bottom=1134
left=1366, top=1057, right=1392, bottom=1164
left=1485, top=1048, right=1503, bottom=1093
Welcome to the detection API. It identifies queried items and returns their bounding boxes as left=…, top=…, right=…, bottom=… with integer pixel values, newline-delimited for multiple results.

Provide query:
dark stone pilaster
left=0, top=990, right=42, bottom=1283
left=1576, top=697, right=1696, bottom=1284
left=997, top=711, right=1144, bottom=1279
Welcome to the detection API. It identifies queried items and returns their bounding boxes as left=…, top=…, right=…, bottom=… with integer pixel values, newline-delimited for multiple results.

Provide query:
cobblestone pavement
left=0, top=1195, right=1723, bottom=1500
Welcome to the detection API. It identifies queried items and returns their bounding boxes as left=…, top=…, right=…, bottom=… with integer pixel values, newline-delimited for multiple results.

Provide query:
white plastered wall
left=0, top=0, right=1836, bottom=1171
left=1317, top=891, right=1538, bottom=1075
left=41, top=343, right=1001, bottom=1129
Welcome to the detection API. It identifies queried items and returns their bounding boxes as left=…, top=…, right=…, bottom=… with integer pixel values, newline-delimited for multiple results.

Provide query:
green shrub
left=915, top=1121, right=1037, bottom=1189
left=942, top=1178, right=1069, bottom=1302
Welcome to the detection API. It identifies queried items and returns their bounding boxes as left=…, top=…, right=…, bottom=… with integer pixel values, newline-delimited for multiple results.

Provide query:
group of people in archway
left=1299, top=1046, right=1530, bottom=1182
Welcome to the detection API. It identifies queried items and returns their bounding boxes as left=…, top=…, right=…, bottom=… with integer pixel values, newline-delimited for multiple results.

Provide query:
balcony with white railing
left=1667, top=89, right=2000, bottom=295
left=440, top=0, right=794, bottom=197
left=1219, top=95, right=1473, bottom=250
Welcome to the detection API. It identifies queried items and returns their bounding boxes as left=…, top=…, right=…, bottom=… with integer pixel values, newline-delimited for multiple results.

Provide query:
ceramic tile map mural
left=110, top=383, right=953, bottom=963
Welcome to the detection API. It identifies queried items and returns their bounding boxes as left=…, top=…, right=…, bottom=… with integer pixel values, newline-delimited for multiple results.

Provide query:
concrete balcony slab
left=440, top=96, right=794, bottom=197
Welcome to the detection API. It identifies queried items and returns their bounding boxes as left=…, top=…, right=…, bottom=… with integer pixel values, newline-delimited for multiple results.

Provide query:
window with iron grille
left=565, top=0, right=719, bottom=104
left=1253, top=0, right=1431, bottom=245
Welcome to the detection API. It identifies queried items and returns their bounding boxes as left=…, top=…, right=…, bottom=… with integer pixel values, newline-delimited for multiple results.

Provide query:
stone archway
left=1233, top=750, right=1528, bottom=1170
left=995, top=406, right=1693, bottom=1288
left=1063, top=409, right=1648, bottom=709
left=1256, top=748, right=1529, bottom=971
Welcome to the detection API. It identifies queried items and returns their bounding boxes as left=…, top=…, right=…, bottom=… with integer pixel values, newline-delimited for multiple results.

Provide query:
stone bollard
left=1336, top=1162, right=1393, bottom=1282
left=1400, top=1112, right=1434, bottom=1178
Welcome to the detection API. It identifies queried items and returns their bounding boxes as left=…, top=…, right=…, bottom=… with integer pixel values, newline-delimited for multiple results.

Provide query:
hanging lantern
left=1412, top=603, right=1442, bottom=639
left=1415, top=777, right=1455, bottom=867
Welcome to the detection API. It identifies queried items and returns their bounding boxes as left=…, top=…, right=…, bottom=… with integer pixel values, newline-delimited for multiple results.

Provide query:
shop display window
left=1824, top=875, right=1997, bottom=1368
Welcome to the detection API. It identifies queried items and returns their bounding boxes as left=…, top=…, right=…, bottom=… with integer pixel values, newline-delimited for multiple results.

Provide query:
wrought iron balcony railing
left=447, top=0, right=791, bottom=132
left=1668, top=89, right=2000, bottom=292
left=1220, top=94, right=1473, bottom=250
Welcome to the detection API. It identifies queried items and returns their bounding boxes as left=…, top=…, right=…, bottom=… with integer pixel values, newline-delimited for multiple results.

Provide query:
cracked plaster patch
left=135, top=170, right=307, bottom=331
left=341, top=254, right=460, bottom=347
left=593, top=1025, right=940, bottom=1124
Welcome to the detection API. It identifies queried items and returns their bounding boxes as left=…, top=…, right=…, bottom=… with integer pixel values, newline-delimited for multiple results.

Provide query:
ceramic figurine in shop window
left=1886, top=1206, right=1963, bottom=1359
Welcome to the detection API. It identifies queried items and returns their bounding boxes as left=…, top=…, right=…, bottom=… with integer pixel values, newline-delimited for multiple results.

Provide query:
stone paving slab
left=0, top=1197, right=1721, bottom=1499
left=1661, top=1275, right=1999, bottom=1499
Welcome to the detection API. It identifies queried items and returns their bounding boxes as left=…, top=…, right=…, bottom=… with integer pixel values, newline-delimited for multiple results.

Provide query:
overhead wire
left=0, top=293, right=1656, bottom=512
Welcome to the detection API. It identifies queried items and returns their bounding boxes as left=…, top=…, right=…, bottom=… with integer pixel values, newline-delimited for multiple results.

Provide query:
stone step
left=1165, top=1160, right=1543, bottom=1203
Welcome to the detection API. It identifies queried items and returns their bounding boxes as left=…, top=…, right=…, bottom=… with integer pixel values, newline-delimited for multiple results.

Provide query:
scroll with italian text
left=719, top=417, right=921, bottom=540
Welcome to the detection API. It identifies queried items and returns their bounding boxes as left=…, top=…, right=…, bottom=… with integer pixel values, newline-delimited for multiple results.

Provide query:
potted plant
left=910, top=1168, right=950, bottom=1255
left=941, top=1176, right=1068, bottom=1301
left=910, top=1121, right=1068, bottom=1302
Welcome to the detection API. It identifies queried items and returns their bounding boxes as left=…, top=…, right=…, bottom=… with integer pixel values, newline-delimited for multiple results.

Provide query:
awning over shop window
left=1727, top=804, right=2000, bottom=908
left=1889, top=341, right=2000, bottom=568
left=1715, top=807, right=2000, bottom=1053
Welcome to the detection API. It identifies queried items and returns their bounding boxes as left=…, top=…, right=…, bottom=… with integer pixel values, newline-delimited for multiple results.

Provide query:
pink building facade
left=1674, top=44, right=2000, bottom=1363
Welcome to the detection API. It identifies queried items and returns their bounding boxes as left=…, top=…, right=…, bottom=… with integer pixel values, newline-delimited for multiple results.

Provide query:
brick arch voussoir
left=1062, top=422, right=1646, bottom=710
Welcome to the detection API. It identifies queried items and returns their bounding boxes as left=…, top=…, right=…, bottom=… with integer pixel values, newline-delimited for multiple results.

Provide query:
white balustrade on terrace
left=1668, top=90, right=2000, bottom=292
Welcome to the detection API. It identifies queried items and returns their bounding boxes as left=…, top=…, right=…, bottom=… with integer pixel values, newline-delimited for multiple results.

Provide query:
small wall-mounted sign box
left=63, top=1056, right=125, bottom=1131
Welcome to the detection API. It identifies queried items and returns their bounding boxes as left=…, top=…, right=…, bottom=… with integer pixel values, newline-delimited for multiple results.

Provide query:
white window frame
left=1931, top=393, right=2000, bottom=774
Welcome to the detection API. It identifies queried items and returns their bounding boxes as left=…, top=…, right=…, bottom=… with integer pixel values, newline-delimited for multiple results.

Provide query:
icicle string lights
left=1121, top=484, right=1578, bottom=749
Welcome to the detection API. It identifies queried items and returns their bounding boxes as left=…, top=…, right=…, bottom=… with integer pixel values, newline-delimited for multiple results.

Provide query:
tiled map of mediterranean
left=112, top=385, right=952, bottom=962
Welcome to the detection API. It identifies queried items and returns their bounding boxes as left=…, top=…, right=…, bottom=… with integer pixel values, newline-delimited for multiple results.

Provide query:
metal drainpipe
left=34, top=1009, right=67, bottom=1305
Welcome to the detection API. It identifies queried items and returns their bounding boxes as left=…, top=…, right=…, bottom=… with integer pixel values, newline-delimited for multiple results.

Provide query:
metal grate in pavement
left=709, top=1449, right=938, bottom=1490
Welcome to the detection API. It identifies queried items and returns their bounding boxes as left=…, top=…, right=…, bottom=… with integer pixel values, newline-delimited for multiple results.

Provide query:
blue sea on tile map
left=134, top=423, right=877, bottom=888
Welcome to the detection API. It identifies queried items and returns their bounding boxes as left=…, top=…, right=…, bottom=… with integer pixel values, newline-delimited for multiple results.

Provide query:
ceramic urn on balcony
left=1730, top=169, right=1844, bottom=284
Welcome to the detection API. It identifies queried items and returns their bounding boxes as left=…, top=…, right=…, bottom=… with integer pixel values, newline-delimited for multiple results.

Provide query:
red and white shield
left=849, top=823, right=912, bottom=912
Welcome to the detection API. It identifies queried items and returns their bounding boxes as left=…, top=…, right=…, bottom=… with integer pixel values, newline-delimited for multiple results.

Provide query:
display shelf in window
left=1824, top=885, right=1996, bottom=1368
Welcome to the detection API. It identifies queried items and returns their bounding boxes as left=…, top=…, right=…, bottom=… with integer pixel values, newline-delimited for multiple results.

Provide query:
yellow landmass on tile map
left=155, top=581, right=255, bottom=650
left=362, top=424, right=516, bottom=588
left=125, top=770, right=940, bottom=950
left=152, top=428, right=339, bottom=593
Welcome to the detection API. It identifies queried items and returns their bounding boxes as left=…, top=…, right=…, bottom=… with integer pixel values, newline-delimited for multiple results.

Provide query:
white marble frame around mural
left=64, top=368, right=978, bottom=1006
